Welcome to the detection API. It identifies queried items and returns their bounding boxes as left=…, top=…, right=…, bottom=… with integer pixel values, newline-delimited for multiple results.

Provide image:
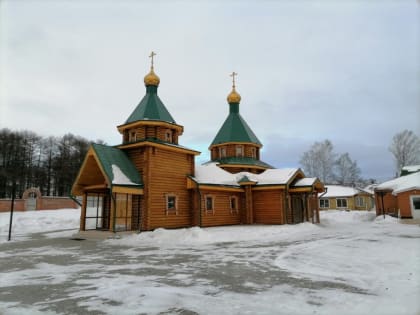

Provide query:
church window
left=251, top=147, right=256, bottom=158
left=165, top=129, right=173, bottom=143
left=230, top=196, right=238, bottom=213
left=166, top=194, right=178, bottom=214
left=219, top=147, right=226, bottom=158
left=236, top=145, right=244, bottom=157
left=130, top=131, right=137, bottom=142
left=205, top=195, right=214, bottom=212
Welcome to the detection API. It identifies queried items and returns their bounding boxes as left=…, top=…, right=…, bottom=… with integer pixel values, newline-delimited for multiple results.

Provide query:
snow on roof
left=193, top=163, right=240, bottom=186
left=375, top=172, right=420, bottom=195
left=401, top=165, right=420, bottom=172
left=194, top=163, right=299, bottom=186
left=111, top=164, right=138, bottom=185
left=320, top=185, right=365, bottom=198
left=293, top=178, right=317, bottom=187
left=252, top=168, right=298, bottom=185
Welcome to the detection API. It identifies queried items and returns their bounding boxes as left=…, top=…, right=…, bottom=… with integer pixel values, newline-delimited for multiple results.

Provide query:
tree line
left=0, top=129, right=103, bottom=199
left=299, top=130, right=420, bottom=186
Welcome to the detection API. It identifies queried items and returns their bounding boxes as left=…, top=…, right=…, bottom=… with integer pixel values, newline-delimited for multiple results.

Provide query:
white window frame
left=410, top=195, right=420, bottom=211
left=336, top=198, right=348, bottom=209
left=319, top=198, right=329, bottom=208
left=355, top=196, right=364, bottom=207
left=219, top=146, right=226, bottom=158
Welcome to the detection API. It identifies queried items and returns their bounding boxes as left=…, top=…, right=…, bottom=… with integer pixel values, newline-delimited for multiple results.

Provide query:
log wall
left=253, top=190, right=284, bottom=224
left=199, top=189, right=242, bottom=227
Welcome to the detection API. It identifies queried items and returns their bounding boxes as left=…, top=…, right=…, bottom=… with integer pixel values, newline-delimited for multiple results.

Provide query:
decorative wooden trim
left=196, top=184, right=243, bottom=192
left=252, top=185, right=286, bottom=191
left=118, top=141, right=200, bottom=156
left=112, top=186, right=144, bottom=195
left=220, top=164, right=267, bottom=170
left=209, top=142, right=262, bottom=149
left=117, top=120, right=184, bottom=134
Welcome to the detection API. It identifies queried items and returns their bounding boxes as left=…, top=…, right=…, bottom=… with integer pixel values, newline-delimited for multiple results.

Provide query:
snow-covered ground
left=0, top=209, right=419, bottom=315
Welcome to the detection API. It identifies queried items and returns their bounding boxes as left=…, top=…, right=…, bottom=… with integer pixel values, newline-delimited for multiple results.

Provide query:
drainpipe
left=110, top=184, right=116, bottom=233
left=191, top=177, right=202, bottom=227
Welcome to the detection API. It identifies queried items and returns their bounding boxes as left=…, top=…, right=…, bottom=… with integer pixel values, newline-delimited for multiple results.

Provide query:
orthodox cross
left=230, top=71, right=238, bottom=88
left=149, top=51, right=156, bottom=68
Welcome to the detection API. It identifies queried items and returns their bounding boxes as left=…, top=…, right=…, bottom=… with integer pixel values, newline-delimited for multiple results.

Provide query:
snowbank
left=0, top=209, right=80, bottom=242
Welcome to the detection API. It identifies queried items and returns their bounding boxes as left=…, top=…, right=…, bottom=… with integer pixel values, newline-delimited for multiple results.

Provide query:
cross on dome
left=230, top=71, right=238, bottom=88
left=149, top=51, right=156, bottom=69
left=144, top=51, right=160, bottom=86
left=227, top=71, right=241, bottom=104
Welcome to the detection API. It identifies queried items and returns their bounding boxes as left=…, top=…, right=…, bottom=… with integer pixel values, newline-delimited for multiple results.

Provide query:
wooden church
left=72, top=53, right=324, bottom=232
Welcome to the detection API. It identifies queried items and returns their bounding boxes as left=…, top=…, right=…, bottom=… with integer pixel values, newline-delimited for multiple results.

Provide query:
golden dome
left=227, top=87, right=241, bottom=103
left=144, top=67, right=160, bottom=86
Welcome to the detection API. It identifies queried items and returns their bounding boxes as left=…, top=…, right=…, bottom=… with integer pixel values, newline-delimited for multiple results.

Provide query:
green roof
left=125, top=85, right=176, bottom=124
left=208, top=157, right=273, bottom=169
left=92, top=143, right=143, bottom=186
left=211, top=103, right=261, bottom=146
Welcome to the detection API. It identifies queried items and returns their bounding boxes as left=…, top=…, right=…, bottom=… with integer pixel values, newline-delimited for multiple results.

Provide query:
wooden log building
left=72, top=53, right=324, bottom=232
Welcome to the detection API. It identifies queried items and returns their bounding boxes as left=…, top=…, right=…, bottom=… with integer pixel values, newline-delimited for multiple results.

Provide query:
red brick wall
left=0, top=197, right=78, bottom=212
left=0, top=200, right=26, bottom=212
left=37, top=197, right=79, bottom=210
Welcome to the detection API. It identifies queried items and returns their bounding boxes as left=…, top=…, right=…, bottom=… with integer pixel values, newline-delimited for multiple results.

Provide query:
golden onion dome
left=144, top=67, right=160, bottom=86
left=227, top=87, right=241, bottom=103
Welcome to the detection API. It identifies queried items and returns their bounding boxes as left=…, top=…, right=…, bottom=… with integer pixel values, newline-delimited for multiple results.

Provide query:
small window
left=356, top=196, right=364, bottom=207
left=130, top=131, right=136, bottom=142
left=411, top=196, right=420, bottom=210
left=236, top=145, right=243, bottom=157
left=205, top=195, right=214, bottom=212
left=166, top=194, right=177, bottom=214
left=165, top=130, right=173, bottom=143
left=336, top=198, right=348, bottom=208
left=219, top=147, right=226, bottom=158
left=230, top=196, right=238, bottom=213
left=319, top=199, right=329, bottom=208
left=251, top=147, right=256, bottom=159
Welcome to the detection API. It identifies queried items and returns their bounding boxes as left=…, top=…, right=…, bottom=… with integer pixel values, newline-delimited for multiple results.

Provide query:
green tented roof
left=125, top=86, right=176, bottom=124
left=208, top=157, right=273, bottom=169
left=211, top=104, right=261, bottom=146
left=92, top=143, right=143, bottom=186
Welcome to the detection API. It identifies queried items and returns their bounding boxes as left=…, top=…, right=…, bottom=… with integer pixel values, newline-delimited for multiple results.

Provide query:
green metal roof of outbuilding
left=125, top=85, right=176, bottom=124
left=92, top=143, right=143, bottom=186
left=210, top=103, right=261, bottom=146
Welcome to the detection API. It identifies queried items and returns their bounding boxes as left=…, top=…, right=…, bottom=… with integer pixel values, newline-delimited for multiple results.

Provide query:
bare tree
left=389, top=130, right=420, bottom=175
left=334, top=152, right=361, bottom=186
left=300, top=140, right=336, bottom=183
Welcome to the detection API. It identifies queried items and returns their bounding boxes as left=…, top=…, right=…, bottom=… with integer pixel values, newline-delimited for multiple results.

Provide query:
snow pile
left=107, top=223, right=320, bottom=247
left=0, top=209, right=80, bottom=242
left=320, top=210, right=376, bottom=225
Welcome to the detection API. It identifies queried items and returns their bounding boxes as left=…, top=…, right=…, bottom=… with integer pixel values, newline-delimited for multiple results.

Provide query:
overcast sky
left=0, top=0, right=418, bottom=182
